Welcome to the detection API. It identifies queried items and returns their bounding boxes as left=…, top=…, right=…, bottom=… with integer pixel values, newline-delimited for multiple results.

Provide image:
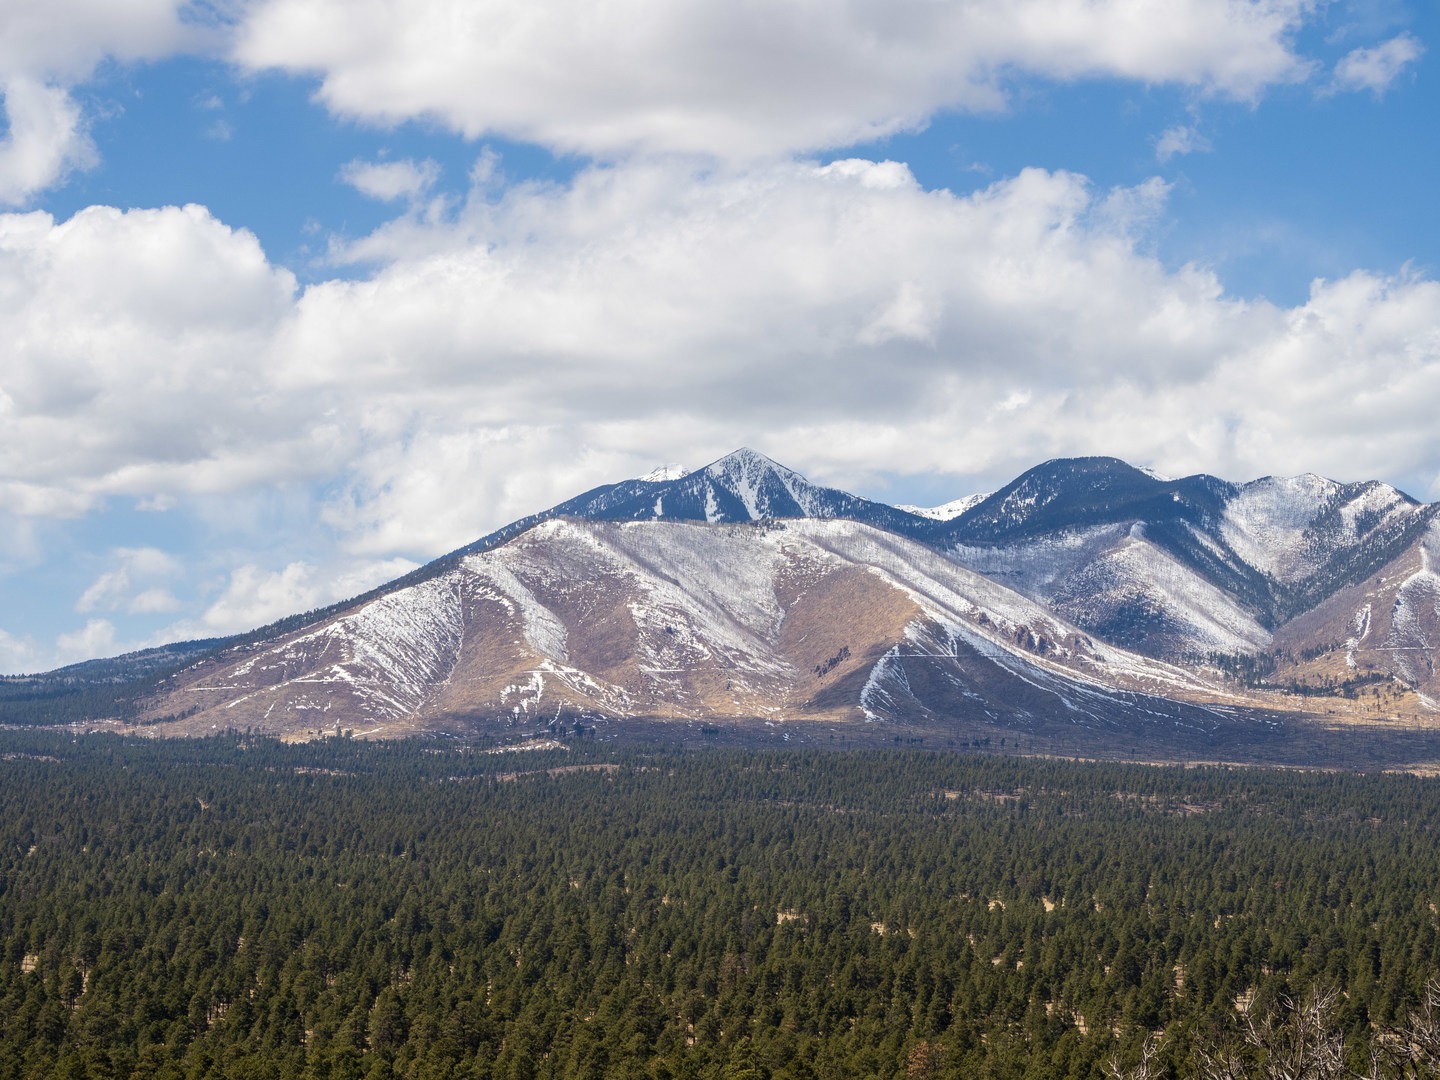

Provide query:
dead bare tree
left=1195, top=987, right=1351, bottom=1080
left=1381, top=980, right=1440, bottom=1080
left=1105, top=1031, right=1166, bottom=1080
left=1109, top=979, right=1440, bottom=1080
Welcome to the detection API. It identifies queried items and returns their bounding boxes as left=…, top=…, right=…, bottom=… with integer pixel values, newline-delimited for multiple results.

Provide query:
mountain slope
left=141, top=518, right=1253, bottom=752
left=1266, top=516, right=1440, bottom=706
left=14, top=449, right=1440, bottom=765
left=937, top=457, right=1435, bottom=665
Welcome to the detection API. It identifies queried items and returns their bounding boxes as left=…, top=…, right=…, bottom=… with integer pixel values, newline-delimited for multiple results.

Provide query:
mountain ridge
left=9, top=448, right=1440, bottom=767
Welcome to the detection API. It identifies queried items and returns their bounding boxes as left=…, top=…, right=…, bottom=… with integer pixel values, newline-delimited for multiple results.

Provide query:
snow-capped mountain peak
left=533, top=448, right=926, bottom=537
left=639, top=463, right=690, bottom=482
left=699, top=447, right=832, bottom=520
left=898, top=493, right=990, bottom=521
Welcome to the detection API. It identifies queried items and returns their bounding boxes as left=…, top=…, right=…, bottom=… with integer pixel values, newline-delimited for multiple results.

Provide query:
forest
left=4, top=730, right=1440, bottom=1079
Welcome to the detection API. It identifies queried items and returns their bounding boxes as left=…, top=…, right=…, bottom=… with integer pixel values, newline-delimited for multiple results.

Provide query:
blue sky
left=0, top=0, right=1436, bottom=672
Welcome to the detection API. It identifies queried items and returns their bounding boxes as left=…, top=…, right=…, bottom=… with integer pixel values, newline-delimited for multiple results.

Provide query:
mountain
left=936, top=457, right=1435, bottom=665
left=0, top=640, right=223, bottom=726
left=138, top=517, right=1269, bottom=759
left=1268, top=516, right=1440, bottom=705
left=542, top=447, right=928, bottom=534
left=14, top=448, right=1440, bottom=767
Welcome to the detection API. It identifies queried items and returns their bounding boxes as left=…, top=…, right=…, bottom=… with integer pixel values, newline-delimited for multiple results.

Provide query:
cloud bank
left=235, top=0, right=1316, bottom=159
left=3, top=161, right=1439, bottom=576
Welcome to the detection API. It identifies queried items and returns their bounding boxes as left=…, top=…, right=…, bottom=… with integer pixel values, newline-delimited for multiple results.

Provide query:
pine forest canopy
left=3, top=733, right=1440, bottom=1079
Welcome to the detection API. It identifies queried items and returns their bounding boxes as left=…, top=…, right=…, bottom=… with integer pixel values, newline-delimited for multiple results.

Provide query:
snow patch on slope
left=1339, top=483, right=1407, bottom=532
left=859, top=644, right=907, bottom=722
left=463, top=552, right=569, bottom=661
left=899, top=493, right=989, bottom=521
left=790, top=520, right=1219, bottom=697
left=336, top=578, right=468, bottom=713
left=950, top=524, right=1269, bottom=655
left=1382, top=520, right=1440, bottom=686
left=1221, top=475, right=1417, bottom=584
left=239, top=575, right=469, bottom=720
left=1220, top=474, right=1339, bottom=580
left=950, top=525, right=1124, bottom=593
left=1057, top=526, right=1271, bottom=653
left=1347, top=603, right=1372, bottom=670
left=603, top=520, right=795, bottom=680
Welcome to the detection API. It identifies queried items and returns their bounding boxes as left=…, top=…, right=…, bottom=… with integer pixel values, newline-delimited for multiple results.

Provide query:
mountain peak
left=898, top=493, right=990, bottom=521
left=1028, top=456, right=1157, bottom=485
left=543, top=446, right=929, bottom=533
left=948, top=455, right=1230, bottom=546
left=639, top=463, right=690, bottom=483
left=703, top=447, right=793, bottom=475
left=695, top=448, right=821, bottom=520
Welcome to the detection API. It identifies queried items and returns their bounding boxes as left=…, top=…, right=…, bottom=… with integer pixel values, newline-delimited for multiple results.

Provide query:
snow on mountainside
left=935, top=458, right=1269, bottom=660
left=1384, top=521, right=1440, bottom=692
left=428, top=451, right=1425, bottom=676
left=950, top=524, right=1271, bottom=658
left=180, top=575, right=470, bottom=728
left=943, top=457, right=1220, bottom=545
left=1220, top=474, right=1344, bottom=580
left=699, top=448, right=826, bottom=520
left=1263, top=515, right=1440, bottom=712
left=931, top=456, right=1434, bottom=668
left=542, top=448, right=929, bottom=535
left=22, top=448, right=1440, bottom=760
left=1220, top=475, right=1420, bottom=583
left=898, top=493, right=989, bottom=521
left=143, top=518, right=1241, bottom=743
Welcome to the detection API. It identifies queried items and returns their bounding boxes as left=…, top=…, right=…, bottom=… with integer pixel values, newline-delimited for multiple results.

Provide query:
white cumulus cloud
left=0, top=627, right=41, bottom=674
left=339, top=158, right=441, bottom=202
left=54, top=617, right=117, bottom=666
left=1155, top=124, right=1213, bottom=163
left=189, top=555, right=421, bottom=636
left=0, top=203, right=306, bottom=516
left=1331, top=33, right=1424, bottom=96
left=0, top=78, right=97, bottom=207
left=0, top=0, right=200, bottom=205
left=235, top=0, right=1316, bottom=160
left=4, top=159, right=1440, bottom=593
left=198, top=562, right=321, bottom=635
left=76, top=547, right=182, bottom=613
